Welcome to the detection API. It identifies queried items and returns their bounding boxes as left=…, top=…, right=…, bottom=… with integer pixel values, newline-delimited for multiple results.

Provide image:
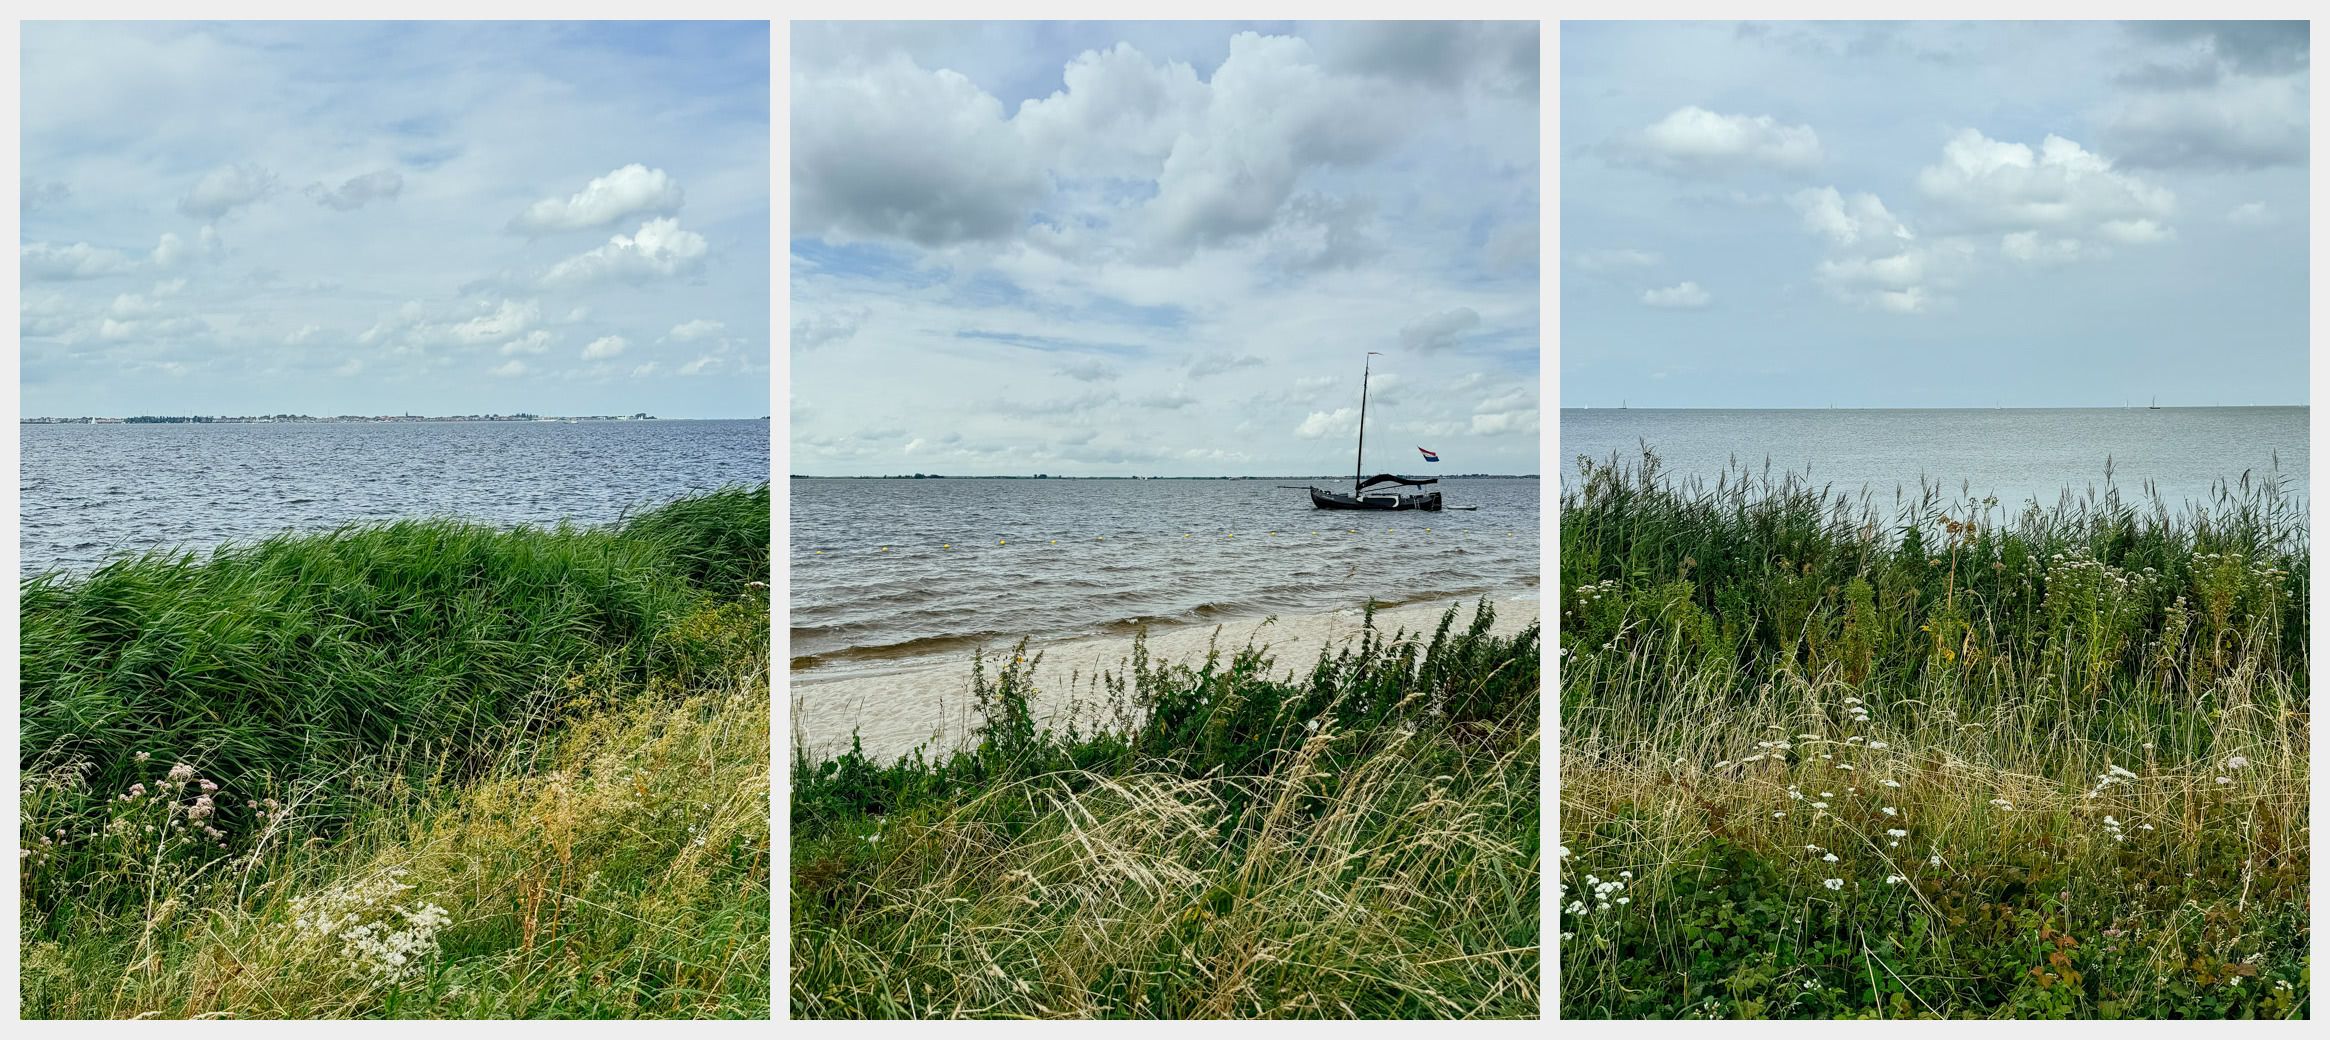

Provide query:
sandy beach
left=788, top=594, right=1540, bottom=763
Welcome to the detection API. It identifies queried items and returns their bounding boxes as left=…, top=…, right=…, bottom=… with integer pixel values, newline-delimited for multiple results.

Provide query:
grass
left=19, top=485, right=771, bottom=1019
left=791, top=601, right=1541, bottom=1019
left=1558, top=450, right=2309, bottom=1019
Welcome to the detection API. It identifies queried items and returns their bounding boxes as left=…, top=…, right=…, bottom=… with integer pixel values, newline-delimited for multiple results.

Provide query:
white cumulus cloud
left=508, top=164, right=684, bottom=234
left=581, top=334, right=627, bottom=360
left=1641, top=281, right=1711, bottom=309
left=539, top=218, right=707, bottom=287
left=1630, top=105, right=1823, bottom=173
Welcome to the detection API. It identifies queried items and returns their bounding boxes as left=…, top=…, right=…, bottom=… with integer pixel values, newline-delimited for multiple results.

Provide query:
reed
left=1558, top=450, right=2308, bottom=1019
left=19, top=486, right=772, bottom=1018
left=791, top=601, right=1542, bottom=1019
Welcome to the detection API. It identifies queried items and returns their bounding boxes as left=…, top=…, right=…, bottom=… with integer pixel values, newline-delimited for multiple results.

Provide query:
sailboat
left=1296, top=352, right=1443, bottom=511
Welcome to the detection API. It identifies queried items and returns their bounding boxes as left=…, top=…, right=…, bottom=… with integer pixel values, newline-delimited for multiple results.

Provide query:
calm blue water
left=790, top=477, right=1542, bottom=674
left=20, top=419, right=770, bottom=574
left=1561, top=408, right=2307, bottom=516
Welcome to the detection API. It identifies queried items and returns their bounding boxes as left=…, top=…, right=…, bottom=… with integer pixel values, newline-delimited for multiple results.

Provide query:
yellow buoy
left=943, top=543, right=950, bottom=549
left=999, top=538, right=1006, bottom=545
left=1050, top=539, right=1056, bottom=544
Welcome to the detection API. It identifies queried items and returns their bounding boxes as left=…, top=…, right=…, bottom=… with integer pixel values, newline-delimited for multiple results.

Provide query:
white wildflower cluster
left=1884, top=874, right=1906, bottom=886
left=288, top=870, right=451, bottom=984
left=1567, top=872, right=1630, bottom=916
left=1842, top=697, right=1871, bottom=725
left=2225, top=755, right=2250, bottom=771
left=1822, top=878, right=1844, bottom=891
left=2087, top=762, right=2141, bottom=799
left=2102, top=815, right=2126, bottom=843
left=1990, top=798, right=2014, bottom=810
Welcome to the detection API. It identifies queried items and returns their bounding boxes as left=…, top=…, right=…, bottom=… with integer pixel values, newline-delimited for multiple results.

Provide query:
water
left=20, top=420, right=770, bottom=574
left=1561, top=408, right=2307, bottom=515
left=789, top=477, right=1542, bottom=677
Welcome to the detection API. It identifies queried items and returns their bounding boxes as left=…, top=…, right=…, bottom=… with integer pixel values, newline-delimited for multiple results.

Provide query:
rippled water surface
left=790, top=477, right=1542, bottom=676
left=1562, top=408, right=2307, bottom=514
left=21, top=420, right=770, bottom=574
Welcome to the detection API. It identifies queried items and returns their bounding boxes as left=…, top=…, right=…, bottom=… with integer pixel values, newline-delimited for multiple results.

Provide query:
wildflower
left=2226, top=756, right=2249, bottom=770
left=1713, top=760, right=1733, bottom=769
left=1881, top=779, right=1901, bottom=788
left=136, top=751, right=151, bottom=762
left=1787, top=787, right=1804, bottom=801
left=1991, top=798, right=2013, bottom=809
left=1822, top=853, right=1838, bottom=863
left=2215, top=776, right=2232, bottom=785
left=1820, top=791, right=1834, bottom=798
left=1615, top=897, right=1630, bottom=905
left=1773, top=811, right=1786, bottom=819
left=1886, top=828, right=1908, bottom=838
left=1557, top=845, right=1571, bottom=859
left=1618, top=870, right=1632, bottom=879
left=167, top=763, right=194, bottom=784
left=1836, top=763, right=1855, bottom=771
left=1885, top=875, right=1905, bottom=885
left=1881, top=806, right=1897, bottom=816
left=1805, top=844, right=1823, bottom=852
left=1811, top=801, right=1830, bottom=810
left=2107, top=764, right=2138, bottom=780
left=1822, top=878, right=1844, bottom=890
left=1928, top=853, right=1943, bottom=867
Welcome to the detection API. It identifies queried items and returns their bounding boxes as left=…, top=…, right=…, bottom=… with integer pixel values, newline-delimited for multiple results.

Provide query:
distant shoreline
left=788, top=473, right=1542, bottom=480
left=1559, top=404, right=2306, bottom=412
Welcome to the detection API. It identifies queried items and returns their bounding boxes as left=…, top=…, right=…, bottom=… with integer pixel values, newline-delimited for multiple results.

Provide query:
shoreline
left=787, top=592, right=1540, bottom=764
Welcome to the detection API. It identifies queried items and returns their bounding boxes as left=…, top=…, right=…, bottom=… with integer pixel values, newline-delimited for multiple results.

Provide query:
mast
left=1355, top=352, right=1380, bottom=493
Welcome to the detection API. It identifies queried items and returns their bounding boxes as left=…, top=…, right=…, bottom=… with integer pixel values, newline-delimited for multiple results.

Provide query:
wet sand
left=788, top=595, right=1539, bottom=763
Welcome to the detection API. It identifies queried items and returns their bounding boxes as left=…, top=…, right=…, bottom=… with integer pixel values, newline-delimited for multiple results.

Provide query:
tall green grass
left=1559, top=451, right=2308, bottom=1019
left=792, top=602, right=1541, bottom=1019
left=22, top=487, right=768, bottom=918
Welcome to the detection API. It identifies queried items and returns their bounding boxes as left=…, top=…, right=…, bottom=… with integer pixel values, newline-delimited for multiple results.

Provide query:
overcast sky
left=1562, top=21, right=2308, bottom=409
left=21, top=22, right=769, bottom=418
left=790, top=21, right=1540, bottom=476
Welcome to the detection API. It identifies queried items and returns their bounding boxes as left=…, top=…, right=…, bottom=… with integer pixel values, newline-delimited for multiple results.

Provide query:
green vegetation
left=791, top=602, right=1541, bottom=1018
left=1559, top=451, right=2308, bottom=1019
left=20, top=485, right=771, bottom=1019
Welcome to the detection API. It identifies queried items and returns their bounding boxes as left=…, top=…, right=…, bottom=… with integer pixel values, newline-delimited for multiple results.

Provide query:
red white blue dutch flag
left=1418, top=447, right=1439, bottom=462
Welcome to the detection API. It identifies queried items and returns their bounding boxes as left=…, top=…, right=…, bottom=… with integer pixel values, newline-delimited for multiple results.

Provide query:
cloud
left=668, top=318, right=725, bottom=342
left=581, top=334, right=628, bottom=360
left=500, top=329, right=554, bottom=355
left=2098, top=218, right=2175, bottom=244
left=1625, top=105, right=1822, bottom=174
left=1914, top=130, right=2174, bottom=234
left=1013, top=42, right=1208, bottom=180
left=1569, top=248, right=1661, bottom=271
left=1142, top=33, right=1404, bottom=252
left=449, top=299, right=540, bottom=345
left=792, top=54, right=1044, bottom=246
left=22, top=179, right=70, bottom=213
left=1136, top=390, right=1198, bottom=410
left=1469, top=407, right=1539, bottom=436
left=1294, top=407, right=1357, bottom=439
left=791, top=308, right=865, bottom=350
left=2001, top=231, right=2084, bottom=265
left=677, top=355, right=720, bottom=376
left=1188, top=352, right=1264, bottom=378
left=490, top=359, right=528, bottom=377
left=538, top=217, right=708, bottom=287
left=285, top=324, right=322, bottom=345
left=23, top=240, right=137, bottom=280
left=1056, top=359, right=1119, bottom=382
left=1641, top=281, right=1711, bottom=309
left=305, top=169, right=404, bottom=211
left=630, top=361, right=662, bottom=377
left=148, top=226, right=220, bottom=269
left=1400, top=307, right=1481, bottom=351
left=2103, top=72, right=2307, bottom=170
left=178, top=162, right=276, bottom=219
left=2227, top=202, right=2273, bottom=226
left=1788, top=187, right=1913, bottom=249
left=508, top=164, right=684, bottom=234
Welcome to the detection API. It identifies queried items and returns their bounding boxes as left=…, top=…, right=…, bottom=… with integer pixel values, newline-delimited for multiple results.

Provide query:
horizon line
left=1558, top=403, right=2308, bottom=411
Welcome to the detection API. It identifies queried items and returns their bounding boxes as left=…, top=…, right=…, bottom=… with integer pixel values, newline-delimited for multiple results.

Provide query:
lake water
left=19, top=419, right=770, bottom=574
left=1561, top=408, right=2307, bottom=516
left=789, top=477, right=1542, bottom=677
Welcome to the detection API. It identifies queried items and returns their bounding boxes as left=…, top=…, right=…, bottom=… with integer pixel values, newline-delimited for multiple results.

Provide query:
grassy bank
left=20, top=485, right=772, bottom=1018
left=1558, top=452, right=2308, bottom=1019
left=791, top=601, right=1541, bottom=1019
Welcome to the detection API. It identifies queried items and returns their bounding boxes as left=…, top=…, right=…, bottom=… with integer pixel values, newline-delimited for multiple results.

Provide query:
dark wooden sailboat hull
left=1309, top=487, right=1442, bottom=511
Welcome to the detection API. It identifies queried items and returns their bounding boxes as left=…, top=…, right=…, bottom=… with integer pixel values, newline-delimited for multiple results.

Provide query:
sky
left=1561, top=21, right=2308, bottom=409
left=789, top=21, right=1540, bottom=476
left=20, top=22, right=770, bottom=418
